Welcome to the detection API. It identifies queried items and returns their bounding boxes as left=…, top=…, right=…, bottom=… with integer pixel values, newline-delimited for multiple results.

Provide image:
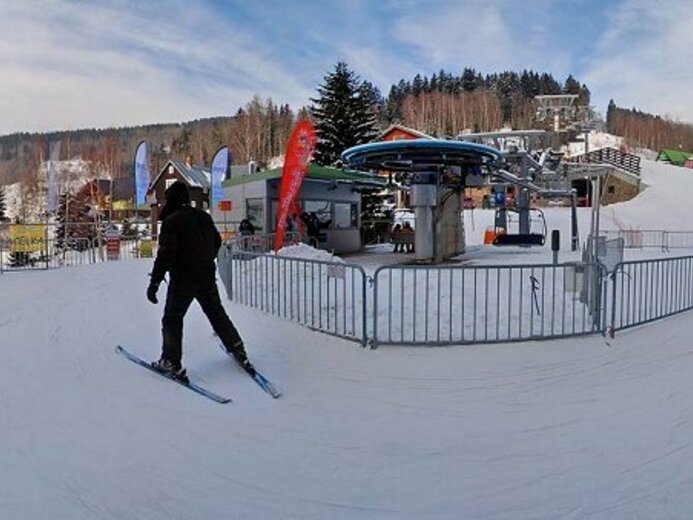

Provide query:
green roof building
left=213, top=164, right=385, bottom=254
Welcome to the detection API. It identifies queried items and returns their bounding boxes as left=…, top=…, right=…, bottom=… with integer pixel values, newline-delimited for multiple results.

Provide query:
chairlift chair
left=492, top=208, right=547, bottom=246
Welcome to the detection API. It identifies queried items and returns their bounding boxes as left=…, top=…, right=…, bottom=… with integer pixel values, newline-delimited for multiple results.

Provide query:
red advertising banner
left=274, top=120, right=316, bottom=251
left=218, top=200, right=232, bottom=212
left=105, top=228, right=121, bottom=261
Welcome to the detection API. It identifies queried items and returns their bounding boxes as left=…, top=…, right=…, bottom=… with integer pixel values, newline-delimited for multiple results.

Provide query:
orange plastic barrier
left=483, top=228, right=496, bottom=245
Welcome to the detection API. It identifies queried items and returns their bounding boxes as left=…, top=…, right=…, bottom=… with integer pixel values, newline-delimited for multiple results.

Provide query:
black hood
left=159, top=181, right=190, bottom=221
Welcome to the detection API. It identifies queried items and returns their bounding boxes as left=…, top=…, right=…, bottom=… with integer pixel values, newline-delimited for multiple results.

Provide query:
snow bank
left=277, top=242, right=345, bottom=263
left=565, top=131, right=623, bottom=157
left=600, top=157, right=693, bottom=231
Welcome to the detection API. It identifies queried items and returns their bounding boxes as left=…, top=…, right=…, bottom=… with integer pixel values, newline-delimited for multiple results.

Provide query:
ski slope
left=3, top=259, right=693, bottom=519
left=3, top=153, right=693, bottom=518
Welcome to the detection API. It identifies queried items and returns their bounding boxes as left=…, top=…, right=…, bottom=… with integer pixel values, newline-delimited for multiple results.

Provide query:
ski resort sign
left=10, top=225, right=46, bottom=253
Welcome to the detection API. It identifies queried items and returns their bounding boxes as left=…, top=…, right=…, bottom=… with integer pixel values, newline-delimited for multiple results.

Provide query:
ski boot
left=229, top=342, right=256, bottom=376
left=151, top=358, right=188, bottom=381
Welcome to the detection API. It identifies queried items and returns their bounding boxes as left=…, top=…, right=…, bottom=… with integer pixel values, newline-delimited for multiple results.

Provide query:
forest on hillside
left=0, top=66, right=590, bottom=185
left=0, top=99, right=295, bottom=185
left=607, top=100, right=693, bottom=152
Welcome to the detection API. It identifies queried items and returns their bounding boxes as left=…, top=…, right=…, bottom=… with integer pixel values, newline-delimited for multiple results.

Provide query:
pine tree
left=563, top=74, right=581, bottom=95
left=461, top=68, right=480, bottom=91
left=606, top=99, right=617, bottom=133
left=8, top=250, right=32, bottom=267
left=359, top=186, right=394, bottom=245
left=55, top=191, right=97, bottom=251
left=355, top=81, right=382, bottom=138
left=311, top=62, right=380, bottom=166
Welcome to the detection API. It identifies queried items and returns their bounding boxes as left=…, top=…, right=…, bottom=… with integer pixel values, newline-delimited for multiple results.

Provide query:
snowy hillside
left=464, top=154, right=693, bottom=250
left=600, top=157, right=693, bottom=231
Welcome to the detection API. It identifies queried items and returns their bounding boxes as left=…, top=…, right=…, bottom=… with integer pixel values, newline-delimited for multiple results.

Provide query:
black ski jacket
left=151, top=206, right=221, bottom=286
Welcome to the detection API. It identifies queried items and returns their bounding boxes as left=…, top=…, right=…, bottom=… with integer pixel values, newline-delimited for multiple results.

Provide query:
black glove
left=146, top=282, right=159, bottom=304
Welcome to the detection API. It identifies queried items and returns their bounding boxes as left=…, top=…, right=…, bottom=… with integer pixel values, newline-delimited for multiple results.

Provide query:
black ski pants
left=161, top=281, right=244, bottom=365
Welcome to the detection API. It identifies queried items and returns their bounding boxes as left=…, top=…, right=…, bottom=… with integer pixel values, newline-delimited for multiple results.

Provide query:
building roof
left=657, top=149, right=693, bottom=166
left=377, top=124, right=433, bottom=141
left=169, top=159, right=211, bottom=187
left=77, top=178, right=135, bottom=201
left=223, top=164, right=386, bottom=187
left=150, top=159, right=212, bottom=190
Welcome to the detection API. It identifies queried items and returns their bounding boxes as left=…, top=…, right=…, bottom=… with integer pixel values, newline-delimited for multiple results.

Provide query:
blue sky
left=1, top=0, right=691, bottom=134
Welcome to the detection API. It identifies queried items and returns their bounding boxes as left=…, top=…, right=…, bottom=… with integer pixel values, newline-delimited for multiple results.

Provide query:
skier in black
left=146, top=181, right=254, bottom=377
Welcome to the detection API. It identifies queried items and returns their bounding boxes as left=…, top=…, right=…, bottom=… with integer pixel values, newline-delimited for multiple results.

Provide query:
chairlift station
left=342, top=133, right=580, bottom=263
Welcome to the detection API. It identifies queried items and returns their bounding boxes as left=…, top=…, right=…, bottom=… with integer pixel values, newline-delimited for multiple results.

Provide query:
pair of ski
left=115, top=345, right=281, bottom=404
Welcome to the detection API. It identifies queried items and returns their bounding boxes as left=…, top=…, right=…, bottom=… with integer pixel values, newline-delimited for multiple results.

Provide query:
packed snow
left=3, top=145, right=693, bottom=518
left=277, top=242, right=345, bottom=263
left=565, top=131, right=623, bottom=158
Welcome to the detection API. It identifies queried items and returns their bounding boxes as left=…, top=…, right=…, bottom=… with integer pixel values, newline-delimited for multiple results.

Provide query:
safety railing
left=0, top=236, right=149, bottom=272
left=227, top=232, right=304, bottom=253
left=219, top=248, right=609, bottom=347
left=371, top=262, right=606, bottom=347
left=602, top=230, right=693, bottom=251
left=219, top=249, right=369, bottom=346
left=568, top=147, right=641, bottom=176
left=610, top=255, right=693, bottom=333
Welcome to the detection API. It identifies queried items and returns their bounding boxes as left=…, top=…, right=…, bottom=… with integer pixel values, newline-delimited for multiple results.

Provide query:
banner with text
left=10, top=225, right=46, bottom=253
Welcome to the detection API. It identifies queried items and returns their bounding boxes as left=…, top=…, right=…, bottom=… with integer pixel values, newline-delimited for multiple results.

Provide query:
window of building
left=607, top=185, right=615, bottom=194
left=302, top=200, right=332, bottom=229
left=165, top=178, right=177, bottom=190
left=246, top=198, right=264, bottom=231
left=334, top=202, right=358, bottom=229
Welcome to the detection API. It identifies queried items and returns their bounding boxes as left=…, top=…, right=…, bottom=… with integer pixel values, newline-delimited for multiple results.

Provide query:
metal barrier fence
left=219, top=248, right=608, bottom=347
left=610, top=255, right=693, bottom=333
left=220, top=249, right=369, bottom=345
left=603, top=230, right=693, bottom=251
left=0, top=236, right=148, bottom=272
left=227, top=232, right=308, bottom=253
left=372, top=263, right=606, bottom=347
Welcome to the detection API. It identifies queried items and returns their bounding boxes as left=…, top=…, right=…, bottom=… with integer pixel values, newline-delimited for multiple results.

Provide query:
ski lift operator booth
left=215, top=165, right=385, bottom=254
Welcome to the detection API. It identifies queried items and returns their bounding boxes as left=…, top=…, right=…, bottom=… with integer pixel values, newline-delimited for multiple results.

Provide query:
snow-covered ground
left=460, top=154, right=693, bottom=264
left=3, top=259, right=693, bottom=519
left=565, top=131, right=623, bottom=158
left=3, top=145, right=693, bottom=518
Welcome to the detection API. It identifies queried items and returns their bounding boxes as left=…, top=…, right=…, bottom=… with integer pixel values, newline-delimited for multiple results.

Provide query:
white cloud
left=584, top=0, right=693, bottom=122
left=0, top=1, right=313, bottom=134
left=391, top=0, right=571, bottom=76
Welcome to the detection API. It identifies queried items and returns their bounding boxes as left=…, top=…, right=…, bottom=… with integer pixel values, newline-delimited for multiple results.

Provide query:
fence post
left=371, top=268, right=380, bottom=349
left=361, top=269, right=369, bottom=348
